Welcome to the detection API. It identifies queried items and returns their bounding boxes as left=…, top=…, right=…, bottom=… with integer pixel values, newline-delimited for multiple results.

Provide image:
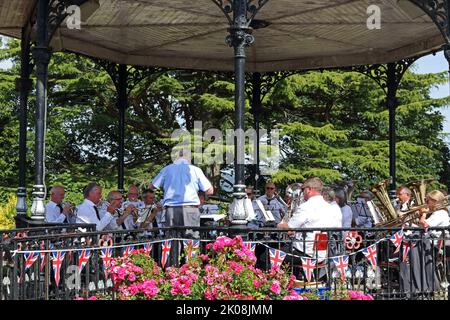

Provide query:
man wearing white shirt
left=322, top=187, right=342, bottom=228
left=123, top=185, right=144, bottom=210
left=335, top=189, right=353, bottom=228
left=278, top=177, right=336, bottom=264
left=45, top=186, right=72, bottom=223
left=76, top=183, right=116, bottom=231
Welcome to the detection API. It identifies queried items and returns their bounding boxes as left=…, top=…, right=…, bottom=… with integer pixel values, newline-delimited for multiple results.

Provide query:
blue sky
left=413, top=52, right=449, bottom=137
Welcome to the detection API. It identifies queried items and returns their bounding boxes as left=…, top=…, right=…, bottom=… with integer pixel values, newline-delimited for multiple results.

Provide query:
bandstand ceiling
left=0, top=0, right=445, bottom=72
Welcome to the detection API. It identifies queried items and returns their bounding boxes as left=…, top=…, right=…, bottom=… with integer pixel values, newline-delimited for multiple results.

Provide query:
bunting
left=300, top=257, right=316, bottom=283
left=51, top=251, right=66, bottom=286
left=332, top=255, right=349, bottom=282
left=161, top=240, right=172, bottom=268
left=77, top=249, right=91, bottom=274
left=362, top=244, right=378, bottom=269
left=269, top=248, right=286, bottom=269
left=183, top=240, right=200, bottom=262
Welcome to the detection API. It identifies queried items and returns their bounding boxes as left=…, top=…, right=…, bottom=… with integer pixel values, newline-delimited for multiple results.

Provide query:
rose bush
left=78, top=236, right=373, bottom=301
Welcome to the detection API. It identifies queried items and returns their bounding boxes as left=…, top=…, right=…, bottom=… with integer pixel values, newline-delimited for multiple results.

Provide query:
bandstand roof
left=0, top=0, right=445, bottom=72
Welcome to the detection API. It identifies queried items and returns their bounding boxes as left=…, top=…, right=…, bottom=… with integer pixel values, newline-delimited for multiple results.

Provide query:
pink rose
left=269, top=280, right=281, bottom=295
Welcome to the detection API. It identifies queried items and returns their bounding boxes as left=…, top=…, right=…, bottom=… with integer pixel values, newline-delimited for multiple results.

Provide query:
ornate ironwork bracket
left=350, top=57, right=419, bottom=96
left=91, top=58, right=168, bottom=96
left=410, top=0, right=450, bottom=44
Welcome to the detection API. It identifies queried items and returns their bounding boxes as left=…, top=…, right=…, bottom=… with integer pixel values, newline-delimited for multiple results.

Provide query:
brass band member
left=395, top=186, right=415, bottom=212
left=418, top=190, right=450, bottom=229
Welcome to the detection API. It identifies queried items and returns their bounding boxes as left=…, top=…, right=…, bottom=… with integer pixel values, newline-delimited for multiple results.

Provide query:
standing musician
left=257, top=182, right=288, bottom=225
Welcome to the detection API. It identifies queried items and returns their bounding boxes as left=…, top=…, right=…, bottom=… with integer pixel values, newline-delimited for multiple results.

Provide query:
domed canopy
left=0, top=0, right=445, bottom=71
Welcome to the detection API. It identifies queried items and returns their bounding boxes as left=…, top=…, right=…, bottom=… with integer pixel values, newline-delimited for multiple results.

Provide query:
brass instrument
left=400, top=195, right=450, bottom=225
left=405, top=179, right=435, bottom=206
left=281, top=183, right=304, bottom=223
left=370, top=179, right=399, bottom=227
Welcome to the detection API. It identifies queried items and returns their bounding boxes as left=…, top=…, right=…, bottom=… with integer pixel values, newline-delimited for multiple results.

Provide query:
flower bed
left=78, top=236, right=373, bottom=300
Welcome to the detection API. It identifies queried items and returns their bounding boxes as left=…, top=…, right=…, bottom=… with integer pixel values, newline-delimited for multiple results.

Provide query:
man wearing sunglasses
left=257, top=182, right=288, bottom=225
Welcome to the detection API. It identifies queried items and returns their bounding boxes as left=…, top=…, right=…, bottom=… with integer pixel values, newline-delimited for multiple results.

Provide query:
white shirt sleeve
left=288, top=206, right=309, bottom=228
left=45, top=202, right=66, bottom=223
left=195, top=167, right=212, bottom=192
left=152, top=168, right=165, bottom=189
left=426, top=210, right=450, bottom=227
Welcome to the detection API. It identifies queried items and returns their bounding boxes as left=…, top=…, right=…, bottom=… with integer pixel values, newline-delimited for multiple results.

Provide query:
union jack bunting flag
left=143, top=243, right=153, bottom=256
left=51, top=251, right=66, bottom=286
left=402, top=241, right=416, bottom=262
left=77, top=249, right=91, bottom=274
left=24, top=252, right=39, bottom=270
left=269, top=248, right=286, bottom=269
left=243, top=242, right=256, bottom=253
left=39, top=241, right=46, bottom=271
left=362, top=244, right=378, bottom=269
left=161, top=240, right=172, bottom=268
left=300, top=257, right=317, bottom=283
left=390, top=229, right=404, bottom=254
left=332, top=255, right=349, bottom=282
left=183, top=240, right=200, bottom=262
left=100, top=247, right=113, bottom=279
left=123, top=245, right=135, bottom=258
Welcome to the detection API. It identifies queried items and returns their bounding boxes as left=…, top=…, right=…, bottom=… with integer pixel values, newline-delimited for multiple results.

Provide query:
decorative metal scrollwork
left=410, top=0, right=450, bottom=43
left=351, top=57, right=418, bottom=94
left=212, top=0, right=268, bottom=56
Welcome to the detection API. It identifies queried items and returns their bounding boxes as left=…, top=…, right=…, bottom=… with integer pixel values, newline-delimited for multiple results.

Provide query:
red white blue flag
left=332, top=255, right=349, bottom=282
left=183, top=240, right=200, bottom=262
left=402, top=241, right=416, bottom=262
left=362, top=244, right=378, bottom=269
left=24, top=252, right=39, bottom=270
left=269, top=248, right=286, bottom=269
left=77, top=249, right=91, bottom=274
left=39, top=241, right=46, bottom=271
left=51, top=251, right=66, bottom=286
left=123, top=245, right=135, bottom=258
left=143, top=243, right=153, bottom=256
left=243, top=242, right=256, bottom=253
left=390, top=229, right=404, bottom=254
left=100, top=247, right=113, bottom=279
left=300, top=257, right=317, bottom=283
left=161, top=240, right=172, bottom=268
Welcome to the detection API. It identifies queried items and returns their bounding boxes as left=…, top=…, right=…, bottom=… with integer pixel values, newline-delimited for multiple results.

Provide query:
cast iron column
left=387, top=63, right=398, bottom=195
left=15, top=28, right=33, bottom=221
left=251, top=72, right=261, bottom=192
left=31, top=0, right=52, bottom=220
left=117, top=64, right=128, bottom=193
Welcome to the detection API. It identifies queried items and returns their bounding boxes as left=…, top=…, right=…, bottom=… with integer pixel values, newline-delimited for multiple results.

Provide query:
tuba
left=405, top=179, right=435, bottom=206
left=369, top=179, right=400, bottom=227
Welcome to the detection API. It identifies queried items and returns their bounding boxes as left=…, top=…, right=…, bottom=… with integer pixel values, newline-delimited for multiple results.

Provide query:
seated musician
left=395, top=186, right=415, bottom=212
left=418, top=190, right=450, bottom=229
left=122, top=185, right=144, bottom=212
left=335, top=189, right=353, bottom=228
left=322, top=187, right=342, bottom=228
left=277, top=177, right=337, bottom=268
left=45, top=185, right=72, bottom=223
left=138, top=189, right=162, bottom=230
left=257, top=182, right=288, bottom=225
left=101, top=191, right=138, bottom=231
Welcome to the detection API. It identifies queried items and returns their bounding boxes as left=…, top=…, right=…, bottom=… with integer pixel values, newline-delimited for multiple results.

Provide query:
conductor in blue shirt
left=149, top=150, right=214, bottom=237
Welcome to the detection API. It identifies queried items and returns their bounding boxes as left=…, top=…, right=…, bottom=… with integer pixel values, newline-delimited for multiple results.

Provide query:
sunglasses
left=266, top=187, right=275, bottom=190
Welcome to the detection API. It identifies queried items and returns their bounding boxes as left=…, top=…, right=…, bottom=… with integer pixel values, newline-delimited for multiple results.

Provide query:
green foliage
left=0, top=35, right=449, bottom=205
left=0, top=195, right=16, bottom=229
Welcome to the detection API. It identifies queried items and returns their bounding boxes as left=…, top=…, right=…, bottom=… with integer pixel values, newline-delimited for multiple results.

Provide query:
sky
left=412, top=52, right=450, bottom=137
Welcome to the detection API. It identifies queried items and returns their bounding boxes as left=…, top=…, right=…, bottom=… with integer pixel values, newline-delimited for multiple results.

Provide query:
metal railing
left=1, top=225, right=449, bottom=300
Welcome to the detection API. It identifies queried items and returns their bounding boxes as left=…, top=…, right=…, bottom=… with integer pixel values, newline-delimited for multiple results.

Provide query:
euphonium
left=405, top=179, right=435, bottom=206
left=370, top=179, right=399, bottom=226
left=281, top=183, right=304, bottom=223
